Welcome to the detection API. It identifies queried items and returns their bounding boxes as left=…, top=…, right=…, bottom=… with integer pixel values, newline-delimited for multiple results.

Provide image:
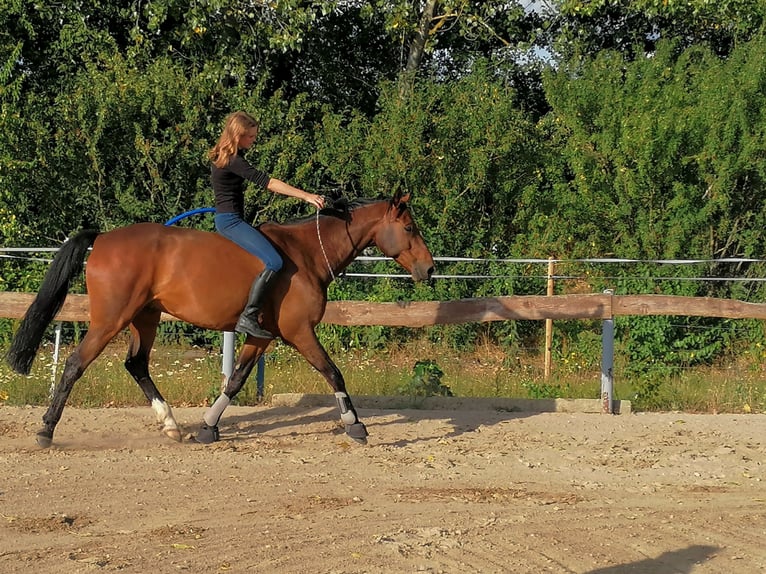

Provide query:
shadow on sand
left=585, top=545, right=719, bottom=573
left=205, top=397, right=540, bottom=447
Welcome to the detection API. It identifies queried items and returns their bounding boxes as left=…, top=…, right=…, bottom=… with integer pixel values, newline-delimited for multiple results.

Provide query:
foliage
left=396, top=359, right=453, bottom=397
left=540, top=36, right=766, bottom=264
left=553, top=0, right=765, bottom=58
left=522, top=380, right=568, bottom=399
left=315, top=63, right=543, bottom=261
left=2, top=2, right=766, bottom=368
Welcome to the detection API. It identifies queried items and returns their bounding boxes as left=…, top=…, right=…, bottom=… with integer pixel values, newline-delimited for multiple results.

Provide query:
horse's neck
left=320, top=203, right=384, bottom=271
left=263, top=201, right=386, bottom=279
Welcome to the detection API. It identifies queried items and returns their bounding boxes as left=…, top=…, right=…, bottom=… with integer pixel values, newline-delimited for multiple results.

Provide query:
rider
left=209, top=111, right=325, bottom=338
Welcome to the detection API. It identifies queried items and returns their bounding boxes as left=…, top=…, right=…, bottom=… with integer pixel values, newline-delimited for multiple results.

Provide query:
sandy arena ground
left=1, top=402, right=766, bottom=573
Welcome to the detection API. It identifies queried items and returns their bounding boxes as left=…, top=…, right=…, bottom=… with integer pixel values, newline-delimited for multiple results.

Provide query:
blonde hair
left=208, top=111, right=259, bottom=168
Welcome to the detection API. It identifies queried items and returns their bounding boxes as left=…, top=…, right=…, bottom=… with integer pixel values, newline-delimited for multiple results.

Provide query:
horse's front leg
left=195, top=341, right=262, bottom=444
left=331, top=368, right=369, bottom=444
left=290, top=332, right=368, bottom=444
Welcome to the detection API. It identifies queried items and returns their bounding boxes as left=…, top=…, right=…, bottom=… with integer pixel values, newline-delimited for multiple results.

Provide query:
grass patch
left=1, top=335, right=765, bottom=413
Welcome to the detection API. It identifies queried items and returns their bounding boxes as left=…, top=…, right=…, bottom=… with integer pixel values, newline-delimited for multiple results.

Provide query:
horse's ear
left=392, top=191, right=411, bottom=206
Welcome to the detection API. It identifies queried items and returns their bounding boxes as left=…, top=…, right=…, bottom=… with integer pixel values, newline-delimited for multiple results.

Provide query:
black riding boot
left=236, top=269, right=277, bottom=339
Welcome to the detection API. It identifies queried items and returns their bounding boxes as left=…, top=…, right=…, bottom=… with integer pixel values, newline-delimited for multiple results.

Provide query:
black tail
left=6, top=230, right=100, bottom=375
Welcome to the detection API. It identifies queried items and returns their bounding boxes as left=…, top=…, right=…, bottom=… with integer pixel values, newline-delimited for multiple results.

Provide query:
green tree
left=537, top=33, right=766, bottom=371
left=541, top=35, right=766, bottom=264
left=553, top=0, right=766, bottom=59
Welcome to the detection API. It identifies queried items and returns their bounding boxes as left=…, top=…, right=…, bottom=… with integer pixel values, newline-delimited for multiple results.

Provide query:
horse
left=6, top=192, right=435, bottom=447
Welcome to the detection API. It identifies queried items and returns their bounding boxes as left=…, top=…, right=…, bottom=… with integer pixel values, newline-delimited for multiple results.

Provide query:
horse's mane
left=268, top=197, right=384, bottom=228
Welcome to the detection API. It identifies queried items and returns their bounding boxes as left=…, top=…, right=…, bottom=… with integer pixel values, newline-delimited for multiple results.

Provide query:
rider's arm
left=267, top=179, right=325, bottom=210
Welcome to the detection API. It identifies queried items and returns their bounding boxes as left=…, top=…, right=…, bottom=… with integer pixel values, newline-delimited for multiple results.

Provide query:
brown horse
left=6, top=192, right=434, bottom=447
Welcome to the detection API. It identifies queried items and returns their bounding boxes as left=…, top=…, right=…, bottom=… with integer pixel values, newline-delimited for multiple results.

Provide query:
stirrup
left=235, top=316, right=275, bottom=339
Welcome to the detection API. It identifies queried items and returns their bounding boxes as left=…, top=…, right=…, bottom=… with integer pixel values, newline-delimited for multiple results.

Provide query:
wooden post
left=544, top=258, right=555, bottom=379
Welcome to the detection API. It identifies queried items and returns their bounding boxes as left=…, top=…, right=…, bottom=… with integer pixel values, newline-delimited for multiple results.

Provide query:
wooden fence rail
left=4, top=291, right=765, bottom=415
left=2, top=292, right=766, bottom=324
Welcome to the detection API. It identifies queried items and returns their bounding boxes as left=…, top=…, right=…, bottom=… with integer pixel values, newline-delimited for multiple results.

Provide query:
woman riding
left=209, top=111, right=325, bottom=338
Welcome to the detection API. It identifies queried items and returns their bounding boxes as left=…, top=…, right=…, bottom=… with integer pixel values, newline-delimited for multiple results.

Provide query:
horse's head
left=374, top=192, right=435, bottom=282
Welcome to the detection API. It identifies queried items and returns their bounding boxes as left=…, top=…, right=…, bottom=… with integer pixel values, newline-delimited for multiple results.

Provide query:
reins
left=316, top=207, right=336, bottom=282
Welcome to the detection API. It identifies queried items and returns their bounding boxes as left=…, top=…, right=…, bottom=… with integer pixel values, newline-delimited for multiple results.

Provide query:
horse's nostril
left=427, top=266, right=435, bottom=279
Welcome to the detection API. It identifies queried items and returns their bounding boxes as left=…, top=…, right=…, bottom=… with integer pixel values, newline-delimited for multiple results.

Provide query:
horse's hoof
left=194, top=424, right=220, bottom=444
left=345, top=422, right=368, bottom=444
left=163, top=427, right=183, bottom=442
left=36, top=431, right=53, bottom=449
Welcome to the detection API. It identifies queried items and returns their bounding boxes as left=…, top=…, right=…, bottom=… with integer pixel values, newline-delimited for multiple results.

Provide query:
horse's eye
left=404, top=225, right=413, bottom=233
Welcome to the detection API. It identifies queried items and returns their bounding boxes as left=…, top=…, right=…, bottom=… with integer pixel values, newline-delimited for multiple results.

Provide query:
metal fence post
left=221, top=331, right=235, bottom=388
left=601, top=289, right=615, bottom=414
left=221, top=331, right=265, bottom=401
left=49, top=321, right=62, bottom=398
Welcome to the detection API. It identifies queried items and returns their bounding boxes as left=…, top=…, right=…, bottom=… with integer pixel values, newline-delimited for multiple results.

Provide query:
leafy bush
left=522, top=380, right=567, bottom=399
left=396, top=360, right=453, bottom=397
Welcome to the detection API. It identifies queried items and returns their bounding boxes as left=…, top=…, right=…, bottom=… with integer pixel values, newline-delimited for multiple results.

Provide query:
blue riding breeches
left=214, top=212, right=283, bottom=272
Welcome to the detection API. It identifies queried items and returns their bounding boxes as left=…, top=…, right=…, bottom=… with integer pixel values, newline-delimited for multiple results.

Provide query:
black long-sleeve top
left=211, top=151, right=271, bottom=217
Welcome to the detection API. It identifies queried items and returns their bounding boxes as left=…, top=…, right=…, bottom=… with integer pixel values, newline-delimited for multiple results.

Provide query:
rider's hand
left=308, top=194, right=325, bottom=210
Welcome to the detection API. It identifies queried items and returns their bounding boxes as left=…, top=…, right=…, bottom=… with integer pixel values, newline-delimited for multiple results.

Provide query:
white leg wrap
left=151, top=398, right=178, bottom=431
left=204, top=394, right=231, bottom=427
left=335, top=392, right=358, bottom=425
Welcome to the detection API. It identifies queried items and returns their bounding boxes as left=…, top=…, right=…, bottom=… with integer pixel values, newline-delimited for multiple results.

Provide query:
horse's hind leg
left=195, top=340, right=265, bottom=444
left=38, top=326, right=119, bottom=447
left=125, top=309, right=181, bottom=442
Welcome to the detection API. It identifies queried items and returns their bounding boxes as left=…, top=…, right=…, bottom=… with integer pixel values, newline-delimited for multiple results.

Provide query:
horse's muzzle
left=412, top=263, right=435, bottom=283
